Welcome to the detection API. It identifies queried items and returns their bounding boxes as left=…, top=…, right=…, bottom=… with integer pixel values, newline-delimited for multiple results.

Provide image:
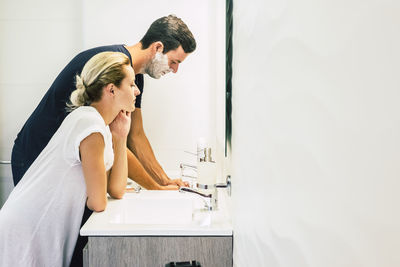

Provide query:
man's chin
left=147, top=72, right=162, bottom=79
left=146, top=70, right=169, bottom=79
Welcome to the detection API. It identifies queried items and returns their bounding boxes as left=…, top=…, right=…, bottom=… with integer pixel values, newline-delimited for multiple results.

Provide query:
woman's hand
left=107, top=111, right=131, bottom=200
left=110, top=110, right=131, bottom=139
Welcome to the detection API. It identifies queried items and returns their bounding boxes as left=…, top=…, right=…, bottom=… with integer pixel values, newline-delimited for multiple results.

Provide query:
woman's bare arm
left=107, top=136, right=128, bottom=199
left=80, top=132, right=107, bottom=212
left=107, top=110, right=132, bottom=198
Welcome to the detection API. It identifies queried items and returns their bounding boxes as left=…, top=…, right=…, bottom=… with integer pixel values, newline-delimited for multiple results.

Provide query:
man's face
left=145, top=45, right=189, bottom=79
left=164, top=45, right=189, bottom=74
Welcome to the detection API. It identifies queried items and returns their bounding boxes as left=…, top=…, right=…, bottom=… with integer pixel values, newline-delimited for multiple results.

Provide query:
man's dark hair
left=140, top=15, right=196, bottom=54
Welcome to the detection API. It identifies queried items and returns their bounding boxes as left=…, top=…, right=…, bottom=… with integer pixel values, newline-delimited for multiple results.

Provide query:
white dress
left=0, top=106, right=114, bottom=267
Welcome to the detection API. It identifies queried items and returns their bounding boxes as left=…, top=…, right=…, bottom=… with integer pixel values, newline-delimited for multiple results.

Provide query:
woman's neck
left=90, top=102, right=118, bottom=126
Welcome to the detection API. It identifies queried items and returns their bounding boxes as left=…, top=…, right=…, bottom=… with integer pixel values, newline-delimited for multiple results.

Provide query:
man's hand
left=164, top=178, right=189, bottom=188
left=159, top=184, right=180, bottom=190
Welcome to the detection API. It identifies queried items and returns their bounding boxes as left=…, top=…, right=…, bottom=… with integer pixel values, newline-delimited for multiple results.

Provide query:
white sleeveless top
left=0, top=106, right=113, bottom=267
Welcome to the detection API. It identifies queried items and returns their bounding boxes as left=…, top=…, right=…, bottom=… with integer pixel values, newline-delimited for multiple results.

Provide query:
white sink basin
left=80, top=189, right=232, bottom=236
left=108, top=191, right=198, bottom=225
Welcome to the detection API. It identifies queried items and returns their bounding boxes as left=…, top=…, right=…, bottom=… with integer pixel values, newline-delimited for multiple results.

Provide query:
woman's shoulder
left=69, top=106, right=104, bottom=121
left=64, top=106, right=106, bottom=130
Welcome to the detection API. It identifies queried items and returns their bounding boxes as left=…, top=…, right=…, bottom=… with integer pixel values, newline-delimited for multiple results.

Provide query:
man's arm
left=127, top=108, right=187, bottom=187
left=127, top=148, right=178, bottom=190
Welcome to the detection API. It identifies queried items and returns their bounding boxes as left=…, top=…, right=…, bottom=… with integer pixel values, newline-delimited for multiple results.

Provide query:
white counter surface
left=80, top=189, right=232, bottom=236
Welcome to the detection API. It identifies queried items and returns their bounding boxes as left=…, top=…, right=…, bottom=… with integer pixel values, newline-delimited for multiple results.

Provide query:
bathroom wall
left=0, top=0, right=225, bottom=205
left=0, top=0, right=83, bottom=206
left=231, top=0, right=400, bottom=266
left=81, top=0, right=226, bottom=175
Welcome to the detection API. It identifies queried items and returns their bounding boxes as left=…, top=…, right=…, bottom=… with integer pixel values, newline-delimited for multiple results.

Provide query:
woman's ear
left=104, top=83, right=115, bottom=96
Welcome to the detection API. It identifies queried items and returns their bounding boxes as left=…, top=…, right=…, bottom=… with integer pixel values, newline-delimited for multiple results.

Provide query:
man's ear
left=152, top=41, right=164, bottom=54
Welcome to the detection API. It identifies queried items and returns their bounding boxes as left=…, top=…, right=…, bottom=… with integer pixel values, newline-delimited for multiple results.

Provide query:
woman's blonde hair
left=67, top=51, right=131, bottom=111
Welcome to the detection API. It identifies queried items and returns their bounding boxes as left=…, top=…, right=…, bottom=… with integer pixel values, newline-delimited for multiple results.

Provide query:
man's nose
left=171, top=64, right=179, bottom=73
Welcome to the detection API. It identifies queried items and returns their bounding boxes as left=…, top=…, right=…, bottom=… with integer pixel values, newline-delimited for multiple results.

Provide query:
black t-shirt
left=13, top=44, right=144, bottom=166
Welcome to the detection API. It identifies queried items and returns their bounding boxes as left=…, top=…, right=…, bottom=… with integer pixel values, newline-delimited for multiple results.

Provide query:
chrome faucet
left=179, top=175, right=231, bottom=211
left=179, top=187, right=214, bottom=210
left=180, top=163, right=197, bottom=171
left=180, top=150, right=199, bottom=181
left=180, top=163, right=197, bottom=179
left=179, top=163, right=197, bottom=186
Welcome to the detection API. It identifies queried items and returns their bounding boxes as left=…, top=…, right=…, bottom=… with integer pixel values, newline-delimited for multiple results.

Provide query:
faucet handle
left=216, top=175, right=231, bottom=196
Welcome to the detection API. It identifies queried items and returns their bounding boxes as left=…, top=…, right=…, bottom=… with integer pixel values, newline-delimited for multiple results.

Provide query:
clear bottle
left=196, top=138, right=206, bottom=162
left=197, top=148, right=217, bottom=192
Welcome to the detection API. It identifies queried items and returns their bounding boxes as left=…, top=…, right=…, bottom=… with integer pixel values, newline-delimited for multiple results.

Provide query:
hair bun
left=75, top=75, right=86, bottom=92
left=68, top=75, right=87, bottom=108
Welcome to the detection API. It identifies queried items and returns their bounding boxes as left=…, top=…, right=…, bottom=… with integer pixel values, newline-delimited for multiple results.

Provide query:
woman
left=0, top=51, right=140, bottom=266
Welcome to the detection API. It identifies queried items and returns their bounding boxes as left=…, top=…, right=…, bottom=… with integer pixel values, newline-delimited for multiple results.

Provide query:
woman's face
left=115, top=65, right=140, bottom=112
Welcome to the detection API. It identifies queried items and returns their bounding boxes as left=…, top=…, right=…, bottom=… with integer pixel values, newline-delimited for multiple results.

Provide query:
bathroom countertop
left=80, top=189, right=232, bottom=236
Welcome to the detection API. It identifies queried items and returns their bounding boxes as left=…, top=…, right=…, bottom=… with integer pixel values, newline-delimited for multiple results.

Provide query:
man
left=11, top=14, right=196, bottom=189
left=11, top=14, right=196, bottom=266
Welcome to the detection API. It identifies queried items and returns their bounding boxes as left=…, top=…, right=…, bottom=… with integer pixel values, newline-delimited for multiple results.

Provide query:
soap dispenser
left=197, top=147, right=217, bottom=193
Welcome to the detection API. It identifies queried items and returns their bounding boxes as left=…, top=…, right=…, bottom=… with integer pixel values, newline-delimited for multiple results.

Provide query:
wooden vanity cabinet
left=83, top=235, right=233, bottom=267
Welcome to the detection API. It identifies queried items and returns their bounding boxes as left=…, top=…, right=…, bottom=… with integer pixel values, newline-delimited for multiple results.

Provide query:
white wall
left=0, top=1, right=225, bottom=204
left=232, top=0, right=400, bottom=266
left=0, top=0, right=83, bottom=206
left=82, top=0, right=226, bottom=175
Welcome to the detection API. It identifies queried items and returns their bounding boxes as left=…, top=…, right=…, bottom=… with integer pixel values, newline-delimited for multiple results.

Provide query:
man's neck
left=124, top=43, right=151, bottom=75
